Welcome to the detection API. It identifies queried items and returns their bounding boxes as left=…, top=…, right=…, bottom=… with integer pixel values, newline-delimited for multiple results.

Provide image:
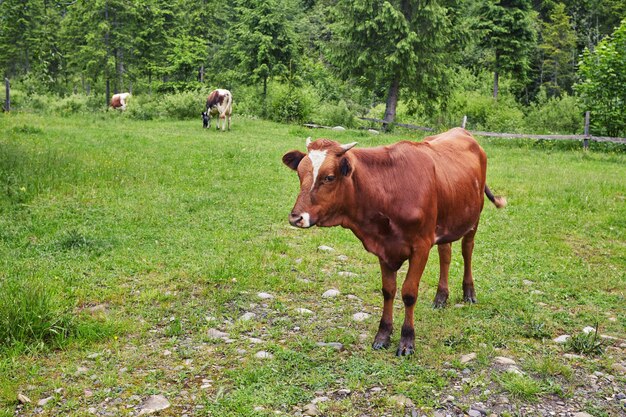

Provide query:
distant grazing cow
left=110, top=93, right=131, bottom=110
left=282, top=128, right=506, bottom=356
left=204, top=89, right=232, bottom=131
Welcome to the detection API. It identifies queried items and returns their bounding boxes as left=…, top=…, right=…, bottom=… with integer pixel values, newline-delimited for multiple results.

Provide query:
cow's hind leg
left=433, top=243, right=451, bottom=308
left=462, top=228, right=478, bottom=303
left=397, top=240, right=430, bottom=356
left=372, top=260, right=397, bottom=350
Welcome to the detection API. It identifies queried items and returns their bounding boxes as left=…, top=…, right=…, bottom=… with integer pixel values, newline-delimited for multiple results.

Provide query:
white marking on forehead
left=308, top=150, right=327, bottom=190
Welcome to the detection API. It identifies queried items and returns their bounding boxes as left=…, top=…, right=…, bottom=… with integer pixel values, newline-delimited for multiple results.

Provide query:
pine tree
left=331, top=0, right=460, bottom=126
left=224, top=0, right=300, bottom=112
left=540, top=3, right=576, bottom=96
left=474, top=0, right=537, bottom=99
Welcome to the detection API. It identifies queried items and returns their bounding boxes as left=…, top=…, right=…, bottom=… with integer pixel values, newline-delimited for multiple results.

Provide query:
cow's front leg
left=397, top=241, right=431, bottom=356
left=372, top=260, right=397, bottom=350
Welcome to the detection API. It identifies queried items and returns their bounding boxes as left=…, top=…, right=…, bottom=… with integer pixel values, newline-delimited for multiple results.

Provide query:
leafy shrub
left=525, top=90, right=583, bottom=134
left=51, top=94, right=89, bottom=115
left=268, top=84, right=318, bottom=124
left=124, top=95, right=161, bottom=120
left=24, top=93, right=52, bottom=112
left=161, top=91, right=205, bottom=120
left=312, top=100, right=355, bottom=128
left=233, top=85, right=264, bottom=118
left=448, top=90, right=525, bottom=132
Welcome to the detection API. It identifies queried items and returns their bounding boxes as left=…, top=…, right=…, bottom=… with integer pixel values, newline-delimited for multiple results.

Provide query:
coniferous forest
left=1, top=0, right=625, bottom=136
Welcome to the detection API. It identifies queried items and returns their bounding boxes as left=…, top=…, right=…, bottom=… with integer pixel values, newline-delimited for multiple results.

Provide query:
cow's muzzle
left=289, top=212, right=312, bottom=228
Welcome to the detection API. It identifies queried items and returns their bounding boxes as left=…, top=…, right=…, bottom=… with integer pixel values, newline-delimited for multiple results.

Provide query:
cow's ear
left=282, top=150, right=306, bottom=171
left=339, top=157, right=352, bottom=176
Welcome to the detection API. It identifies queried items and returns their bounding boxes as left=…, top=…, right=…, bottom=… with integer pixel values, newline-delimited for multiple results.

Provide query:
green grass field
left=1, top=113, right=624, bottom=416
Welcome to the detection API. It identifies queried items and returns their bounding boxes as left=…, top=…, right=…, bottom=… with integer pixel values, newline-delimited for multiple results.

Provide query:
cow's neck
left=340, top=150, right=412, bottom=270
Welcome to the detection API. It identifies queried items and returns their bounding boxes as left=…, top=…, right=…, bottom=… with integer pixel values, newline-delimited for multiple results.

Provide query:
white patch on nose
left=308, top=150, right=327, bottom=190
left=300, top=212, right=310, bottom=228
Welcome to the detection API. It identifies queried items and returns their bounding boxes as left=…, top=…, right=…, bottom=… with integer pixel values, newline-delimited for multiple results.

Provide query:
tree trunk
left=4, top=78, right=10, bottom=112
left=262, top=76, right=268, bottom=118
left=383, top=77, right=400, bottom=130
left=493, top=70, right=499, bottom=100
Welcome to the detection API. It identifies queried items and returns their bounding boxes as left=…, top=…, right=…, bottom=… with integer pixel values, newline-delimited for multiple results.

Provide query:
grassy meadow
left=0, top=113, right=624, bottom=416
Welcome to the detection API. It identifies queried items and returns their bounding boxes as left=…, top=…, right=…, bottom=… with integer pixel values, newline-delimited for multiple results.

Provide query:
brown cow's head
left=282, top=138, right=357, bottom=228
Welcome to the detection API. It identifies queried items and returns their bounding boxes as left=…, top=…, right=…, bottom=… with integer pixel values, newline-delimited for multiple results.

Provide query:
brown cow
left=282, top=128, right=506, bottom=356
left=204, top=89, right=232, bottom=131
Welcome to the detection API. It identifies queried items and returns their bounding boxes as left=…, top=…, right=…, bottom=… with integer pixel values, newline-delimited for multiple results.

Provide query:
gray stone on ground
left=257, top=292, right=274, bottom=300
left=17, top=394, right=31, bottom=404
left=322, top=289, right=340, bottom=298
left=37, top=397, right=53, bottom=406
left=583, top=326, right=597, bottom=334
left=207, top=328, right=228, bottom=339
left=138, top=395, right=171, bottom=415
left=332, top=126, right=346, bottom=131
left=368, top=129, right=380, bottom=135
left=460, top=353, right=477, bottom=364
left=390, top=394, right=414, bottom=408
left=255, top=351, right=274, bottom=359
left=318, top=245, right=335, bottom=252
left=296, top=308, right=314, bottom=315
left=611, top=363, right=626, bottom=374
left=494, top=356, right=516, bottom=366
left=553, top=335, right=571, bottom=343
left=302, top=403, right=319, bottom=416
left=316, top=342, right=344, bottom=350
left=337, top=255, right=349, bottom=261
left=522, top=280, right=534, bottom=286
left=239, top=312, right=256, bottom=321
left=352, top=312, right=370, bottom=322
left=338, top=271, right=358, bottom=277
left=312, top=396, right=329, bottom=404
left=572, top=413, right=595, bottom=417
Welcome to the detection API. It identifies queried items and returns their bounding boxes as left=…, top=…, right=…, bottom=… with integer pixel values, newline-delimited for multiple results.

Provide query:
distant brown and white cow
left=282, top=128, right=506, bottom=356
left=204, top=89, right=232, bottom=131
left=110, top=93, right=131, bottom=110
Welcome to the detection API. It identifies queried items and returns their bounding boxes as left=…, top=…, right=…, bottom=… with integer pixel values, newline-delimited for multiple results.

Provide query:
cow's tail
left=485, top=185, right=507, bottom=208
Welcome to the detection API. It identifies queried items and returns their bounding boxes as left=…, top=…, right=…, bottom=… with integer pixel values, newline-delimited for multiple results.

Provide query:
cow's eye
left=324, top=175, right=335, bottom=183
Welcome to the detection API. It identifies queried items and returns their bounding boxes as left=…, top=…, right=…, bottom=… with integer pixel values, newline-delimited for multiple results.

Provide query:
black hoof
left=395, top=345, right=415, bottom=356
left=372, top=339, right=390, bottom=350
left=463, top=296, right=477, bottom=304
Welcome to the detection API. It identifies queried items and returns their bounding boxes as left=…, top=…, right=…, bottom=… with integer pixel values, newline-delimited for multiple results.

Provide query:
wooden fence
left=356, top=113, right=626, bottom=147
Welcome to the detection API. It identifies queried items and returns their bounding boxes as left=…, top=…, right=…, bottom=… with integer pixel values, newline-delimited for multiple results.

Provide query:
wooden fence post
left=4, top=78, right=9, bottom=112
left=583, top=111, right=590, bottom=150
left=461, top=115, right=467, bottom=129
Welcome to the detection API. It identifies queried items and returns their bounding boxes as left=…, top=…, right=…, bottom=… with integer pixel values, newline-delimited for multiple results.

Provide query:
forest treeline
left=1, top=0, right=625, bottom=136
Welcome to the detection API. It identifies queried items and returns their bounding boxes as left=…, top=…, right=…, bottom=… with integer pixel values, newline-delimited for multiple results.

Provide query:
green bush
left=51, top=94, right=89, bottom=115
left=524, top=90, right=583, bottom=134
left=161, top=91, right=205, bottom=120
left=124, top=94, right=161, bottom=120
left=268, top=84, right=318, bottom=124
left=24, top=93, right=52, bottom=112
left=311, top=100, right=355, bottom=128
left=447, top=90, right=525, bottom=132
